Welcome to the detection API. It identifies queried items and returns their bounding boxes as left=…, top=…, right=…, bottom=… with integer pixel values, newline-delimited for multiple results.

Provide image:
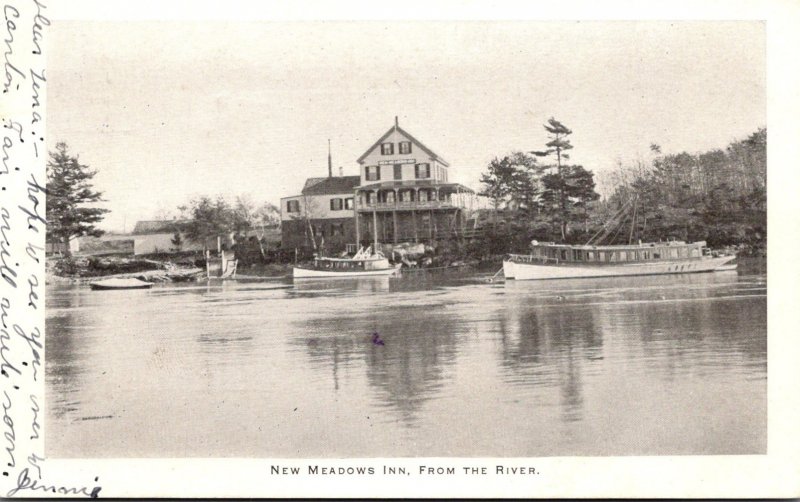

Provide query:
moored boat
left=502, top=194, right=738, bottom=281
left=293, top=246, right=401, bottom=279
left=90, top=278, right=154, bottom=290
left=503, top=240, right=735, bottom=280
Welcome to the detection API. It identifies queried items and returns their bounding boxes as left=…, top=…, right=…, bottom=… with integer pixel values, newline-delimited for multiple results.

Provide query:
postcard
left=2, top=0, right=798, bottom=498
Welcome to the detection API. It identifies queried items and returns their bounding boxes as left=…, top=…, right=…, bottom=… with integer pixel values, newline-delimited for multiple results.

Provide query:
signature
left=6, top=468, right=102, bottom=498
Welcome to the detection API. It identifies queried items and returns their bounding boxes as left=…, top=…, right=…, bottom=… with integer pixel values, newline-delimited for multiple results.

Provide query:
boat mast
left=586, top=197, right=632, bottom=246
left=628, top=195, right=639, bottom=245
left=327, top=139, right=333, bottom=178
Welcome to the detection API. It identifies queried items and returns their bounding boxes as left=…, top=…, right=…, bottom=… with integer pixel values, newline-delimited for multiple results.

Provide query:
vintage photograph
left=44, top=20, right=766, bottom=460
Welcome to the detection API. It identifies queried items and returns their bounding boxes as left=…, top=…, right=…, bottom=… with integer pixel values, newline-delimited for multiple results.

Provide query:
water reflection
left=496, top=303, right=602, bottom=423
left=294, top=307, right=458, bottom=427
left=46, top=270, right=767, bottom=457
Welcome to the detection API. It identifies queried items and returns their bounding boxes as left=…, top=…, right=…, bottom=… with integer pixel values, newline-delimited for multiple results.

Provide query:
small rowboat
left=90, top=278, right=154, bottom=290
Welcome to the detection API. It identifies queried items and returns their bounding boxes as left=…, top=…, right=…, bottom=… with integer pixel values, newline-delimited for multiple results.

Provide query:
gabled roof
left=301, top=175, right=361, bottom=195
left=132, top=220, right=191, bottom=235
left=356, top=124, right=449, bottom=167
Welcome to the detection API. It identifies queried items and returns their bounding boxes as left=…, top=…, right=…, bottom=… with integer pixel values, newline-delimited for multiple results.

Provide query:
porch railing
left=355, top=200, right=459, bottom=210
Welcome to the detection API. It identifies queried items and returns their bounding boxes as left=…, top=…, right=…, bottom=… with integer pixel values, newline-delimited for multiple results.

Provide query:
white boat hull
left=293, top=264, right=402, bottom=279
left=503, top=255, right=735, bottom=280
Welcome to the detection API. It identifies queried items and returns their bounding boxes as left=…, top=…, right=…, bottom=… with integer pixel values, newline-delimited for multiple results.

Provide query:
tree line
left=45, top=143, right=279, bottom=258
left=596, top=128, right=766, bottom=252
left=47, top=122, right=767, bottom=260
left=475, top=119, right=766, bottom=256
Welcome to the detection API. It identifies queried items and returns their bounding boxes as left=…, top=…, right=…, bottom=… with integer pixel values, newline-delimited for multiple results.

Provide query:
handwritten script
left=1, top=0, right=101, bottom=497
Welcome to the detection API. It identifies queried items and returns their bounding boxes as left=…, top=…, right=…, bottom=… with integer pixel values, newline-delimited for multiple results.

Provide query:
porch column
left=355, top=207, right=360, bottom=245
left=392, top=210, right=398, bottom=244
left=430, top=209, right=435, bottom=240
left=412, top=210, right=418, bottom=243
left=372, top=209, right=378, bottom=249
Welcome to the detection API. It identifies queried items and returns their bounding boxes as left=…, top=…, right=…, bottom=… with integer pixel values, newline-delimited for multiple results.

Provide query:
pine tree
left=532, top=118, right=598, bottom=241
left=46, top=143, right=109, bottom=256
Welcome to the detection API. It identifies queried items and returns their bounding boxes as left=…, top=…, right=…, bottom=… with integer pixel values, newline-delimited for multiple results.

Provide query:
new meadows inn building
left=281, top=119, right=474, bottom=252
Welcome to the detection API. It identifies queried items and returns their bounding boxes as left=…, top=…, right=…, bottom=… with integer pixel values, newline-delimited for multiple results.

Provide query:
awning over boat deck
left=356, top=181, right=474, bottom=194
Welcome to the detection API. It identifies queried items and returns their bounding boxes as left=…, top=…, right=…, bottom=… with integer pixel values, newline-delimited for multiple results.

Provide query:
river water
left=46, top=266, right=766, bottom=458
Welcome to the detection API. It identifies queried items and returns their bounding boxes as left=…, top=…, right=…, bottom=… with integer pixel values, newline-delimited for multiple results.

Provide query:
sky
left=47, top=21, right=766, bottom=233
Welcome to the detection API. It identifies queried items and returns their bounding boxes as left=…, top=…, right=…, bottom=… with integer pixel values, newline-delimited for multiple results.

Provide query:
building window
left=394, top=164, right=402, bottom=180
left=286, top=200, right=300, bottom=213
left=399, top=141, right=412, bottom=154
left=386, top=191, right=395, bottom=204
left=415, top=163, right=431, bottom=179
left=419, top=190, right=428, bottom=202
left=330, top=198, right=343, bottom=211
left=314, top=225, right=324, bottom=237
left=331, top=223, right=343, bottom=236
left=381, top=143, right=394, bottom=155
left=366, top=165, right=380, bottom=181
left=400, top=190, right=412, bottom=202
left=345, top=197, right=354, bottom=210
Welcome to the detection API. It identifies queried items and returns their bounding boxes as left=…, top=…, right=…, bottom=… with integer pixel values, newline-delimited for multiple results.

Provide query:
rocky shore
left=46, top=256, right=206, bottom=284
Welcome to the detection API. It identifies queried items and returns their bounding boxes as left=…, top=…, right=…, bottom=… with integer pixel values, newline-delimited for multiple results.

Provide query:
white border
left=2, top=0, right=798, bottom=498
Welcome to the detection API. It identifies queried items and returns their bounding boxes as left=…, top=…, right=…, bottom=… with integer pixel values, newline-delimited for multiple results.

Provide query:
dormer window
left=399, top=141, right=412, bottom=154
left=380, top=143, right=394, bottom=155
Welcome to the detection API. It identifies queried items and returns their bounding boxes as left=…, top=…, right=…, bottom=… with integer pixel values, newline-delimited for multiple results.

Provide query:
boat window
left=642, top=250, right=651, bottom=260
left=608, top=251, right=616, bottom=262
left=560, top=249, right=568, bottom=261
left=653, top=250, right=661, bottom=259
left=599, top=251, right=606, bottom=262
left=669, top=248, right=678, bottom=258
left=587, top=251, right=595, bottom=261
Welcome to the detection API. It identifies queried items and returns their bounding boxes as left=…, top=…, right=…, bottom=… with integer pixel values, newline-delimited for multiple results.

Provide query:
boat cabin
left=313, top=256, right=390, bottom=271
left=514, top=241, right=708, bottom=265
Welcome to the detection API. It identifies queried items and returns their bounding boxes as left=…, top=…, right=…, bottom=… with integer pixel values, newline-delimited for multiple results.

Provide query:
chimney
left=394, top=116, right=398, bottom=129
left=327, top=139, right=332, bottom=178
left=339, top=166, right=343, bottom=177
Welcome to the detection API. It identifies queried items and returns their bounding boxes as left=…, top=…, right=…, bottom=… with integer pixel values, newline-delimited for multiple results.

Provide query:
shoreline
left=45, top=251, right=765, bottom=284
